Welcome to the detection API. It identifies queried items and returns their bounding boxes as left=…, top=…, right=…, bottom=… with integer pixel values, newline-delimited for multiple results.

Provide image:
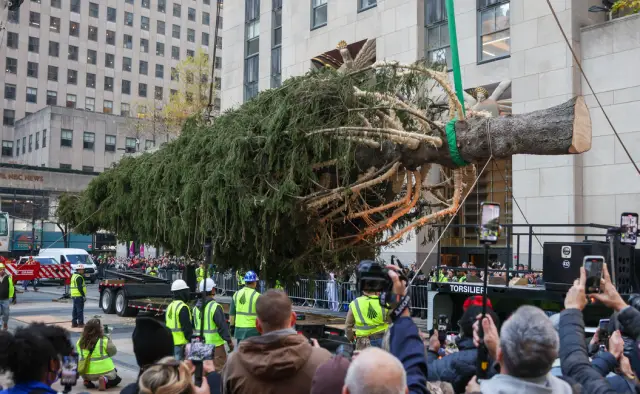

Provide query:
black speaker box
left=543, top=241, right=636, bottom=293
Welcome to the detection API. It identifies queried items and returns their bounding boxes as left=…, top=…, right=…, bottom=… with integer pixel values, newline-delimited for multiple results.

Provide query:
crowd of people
left=0, top=259, right=638, bottom=394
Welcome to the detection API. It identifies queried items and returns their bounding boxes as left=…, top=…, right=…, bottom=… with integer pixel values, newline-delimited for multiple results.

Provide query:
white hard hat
left=198, top=278, right=216, bottom=292
left=75, top=264, right=85, bottom=269
left=171, top=279, right=189, bottom=291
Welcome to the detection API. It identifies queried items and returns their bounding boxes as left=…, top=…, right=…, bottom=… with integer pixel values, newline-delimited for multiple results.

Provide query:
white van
left=38, top=248, right=99, bottom=283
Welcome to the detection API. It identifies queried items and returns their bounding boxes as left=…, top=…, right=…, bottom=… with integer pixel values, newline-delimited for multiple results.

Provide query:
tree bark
left=357, top=96, right=591, bottom=170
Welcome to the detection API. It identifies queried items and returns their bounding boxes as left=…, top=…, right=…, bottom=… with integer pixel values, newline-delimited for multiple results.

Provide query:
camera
left=357, top=260, right=392, bottom=294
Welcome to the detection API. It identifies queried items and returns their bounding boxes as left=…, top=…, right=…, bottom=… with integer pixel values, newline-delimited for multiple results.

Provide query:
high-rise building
left=1, top=0, right=224, bottom=165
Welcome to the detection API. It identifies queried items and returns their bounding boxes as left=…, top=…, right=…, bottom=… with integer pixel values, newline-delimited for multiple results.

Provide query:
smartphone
left=186, top=340, right=214, bottom=361
left=598, top=319, right=610, bottom=345
left=620, top=212, right=638, bottom=246
left=60, top=355, right=79, bottom=386
left=437, top=315, right=448, bottom=345
left=479, top=202, right=501, bottom=244
left=583, top=256, right=605, bottom=293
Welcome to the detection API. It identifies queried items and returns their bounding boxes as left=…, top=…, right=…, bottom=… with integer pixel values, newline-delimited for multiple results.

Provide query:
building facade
left=1, top=0, right=223, bottom=163
left=221, top=0, right=640, bottom=268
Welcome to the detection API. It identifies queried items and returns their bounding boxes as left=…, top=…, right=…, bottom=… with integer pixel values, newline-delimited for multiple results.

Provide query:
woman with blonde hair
left=76, top=318, right=121, bottom=390
left=138, top=357, right=212, bottom=394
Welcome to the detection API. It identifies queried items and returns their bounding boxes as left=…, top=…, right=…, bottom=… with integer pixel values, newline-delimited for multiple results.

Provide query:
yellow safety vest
left=349, top=295, right=388, bottom=337
left=196, top=267, right=205, bottom=283
left=193, top=301, right=225, bottom=346
left=236, top=272, right=245, bottom=287
left=233, top=287, right=260, bottom=328
left=147, top=267, right=158, bottom=277
left=76, top=336, right=115, bottom=375
left=166, top=300, right=191, bottom=346
left=2, top=275, right=15, bottom=299
left=70, top=274, right=86, bottom=298
left=275, top=280, right=283, bottom=290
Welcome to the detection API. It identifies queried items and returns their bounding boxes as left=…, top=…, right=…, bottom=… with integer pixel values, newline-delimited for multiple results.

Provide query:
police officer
left=345, top=261, right=390, bottom=350
left=165, top=279, right=192, bottom=360
left=229, top=271, right=260, bottom=344
left=193, top=278, right=233, bottom=371
left=196, top=263, right=205, bottom=286
left=0, top=262, right=17, bottom=331
left=71, top=264, right=87, bottom=328
left=146, top=261, right=158, bottom=277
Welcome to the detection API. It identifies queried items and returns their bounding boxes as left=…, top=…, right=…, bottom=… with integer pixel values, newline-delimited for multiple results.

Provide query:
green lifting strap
left=446, top=119, right=468, bottom=167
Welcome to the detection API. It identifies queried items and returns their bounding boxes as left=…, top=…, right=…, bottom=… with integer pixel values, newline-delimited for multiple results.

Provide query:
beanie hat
left=463, top=295, right=492, bottom=312
left=132, top=316, right=174, bottom=368
left=311, top=355, right=351, bottom=394
left=458, top=305, right=500, bottom=338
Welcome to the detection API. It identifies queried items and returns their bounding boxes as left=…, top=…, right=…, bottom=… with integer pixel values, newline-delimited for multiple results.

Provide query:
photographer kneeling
left=76, top=318, right=121, bottom=390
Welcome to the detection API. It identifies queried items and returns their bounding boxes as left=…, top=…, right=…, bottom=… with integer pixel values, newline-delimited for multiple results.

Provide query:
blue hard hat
left=244, top=270, right=258, bottom=282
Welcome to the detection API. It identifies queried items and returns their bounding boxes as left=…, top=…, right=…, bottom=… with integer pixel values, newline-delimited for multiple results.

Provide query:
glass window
left=88, top=26, right=98, bottom=41
left=124, top=34, right=133, bottom=49
left=125, top=0, right=133, bottom=3
left=6, top=32, right=18, bottom=49
left=87, top=49, right=97, bottom=64
left=478, top=1, right=510, bottom=62
left=28, top=36, right=40, bottom=52
left=203, top=11, right=210, bottom=25
left=141, top=16, right=150, bottom=30
left=156, top=42, right=165, bottom=56
left=82, top=166, right=94, bottom=172
left=155, top=64, right=164, bottom=78
left=67, top=69, right=77, bottom=84
left=61, top=129, right=73, bottom=146
left=106, top=30, right=116, bottom=45
left=158, top=0, right=166, bottom=13
left=425, top=0, right=451, bottom=69
left=83, top=132, right=95, bottom=149
left=139, top=61, right=148, bottom=75
left=15, top=139, right=19, bottom=156
left=125, top=12, right=134, bottom=27
left=85, top=97, right=95, bottom=111
left=157, top=20, right=166, bottom=34
left=104, top=76, right=114, bottom=91
left=1, top=141, right=14, bottom=157
left=66, top=94, right=77, bottom=108
left=142, top=0, right=150, bottom=9
left=145, top=140, right=156, bottom=150
left=89, top=2, right=99, bottom=18
left=217, top=15, right=223, bottom=29
left=8, top=10, right=19, bottom=24
left=27, top=61, right=39, bottom=78
left=121, top=103, right=130, bottom=117
left=140, top=38, right=149, bottom=53
left=154, top=86, right=163, bottom=100
left=4, top=84, right=16, bottom=100
left=125, top=137, right=137, bottom=153
left=187, top=49, right=194, bottom=58
left=22, top=137, right=25, bottom=154
left=51, top=0, right=61, bottom=8
left=122, top=80, right=131, bottom=95
left=271, top=0, right=282, bottom=88
left=359, top=0, right=376, bottom=11
left=215, top=56, right=222, bottom=69
left=69, top=21, right=79, bottom=37
left=68, top=45, right=79, bottom=60
left=244, top=56, right=259, bottom=101
left=60, top=164, right=72, bottom=169
left=36, top=132, right=40, bottom=149
left=139, top=83, right=147, bottom=97
left=48, top=65, right=58, bottom=81
left=49, top=41, right=60, bottom=57
left=188, top=7, right=196, bottom=21
left=312, top=0, right=328, bottom=28
left=107, top=7, right=116, bottom=22
left=103, top=100, right=113, bottom=114
left=3, top=110, right=15, bottom=126
left=50, top=16, right=61, bottom=33
left=172, top=24, right=180, bottom=39
left=26, top=87, right=37, bottom=103
left=47, top=90, right=57, bottom=105
left=5, top=57, right=18, bottom=74
left=123, top=57, right=132, bottom=71
left=187, top=28, right=195, bottom=42
left=105, top=135, right=116, bottom=151
left=173, top=3, right=181, bottom=17
left=29, top=135, right=33, bottom=152
left=171, top=46, right=180, bottom=60
left=202, top=32, right=210, bottom=46
left=43, top=129, right=47, bottom=147
left=70, top=0, right=80, bottom=13
left=86, top=73, right=96, bottom=88
left=29, top=11, right=41, bottom=27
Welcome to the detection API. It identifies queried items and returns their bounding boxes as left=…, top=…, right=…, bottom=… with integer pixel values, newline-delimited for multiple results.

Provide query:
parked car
left=17, top=256, right=64, bottom=285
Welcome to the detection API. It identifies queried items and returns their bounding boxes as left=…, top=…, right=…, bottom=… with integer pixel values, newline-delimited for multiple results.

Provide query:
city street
left=1, top=284, right=140, bottom=393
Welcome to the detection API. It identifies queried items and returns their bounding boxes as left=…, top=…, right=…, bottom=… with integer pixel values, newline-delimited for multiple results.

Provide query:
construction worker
left=275, top=279, right=284, bottom=290
left=196, top=262, right=206, bottom=286
left=0, top=262, right=17, bottom=331
left=166, top=279, right=193, bottom=360
left=345, top=261, right=390, bottom=350
left=146, top=261, right=158, bottom=277
left=70, top=264, right=87, bottom=328
left=230, top=270, right=260, bottom=344
left=236, top=270, right=245, bottom=289
left=193, top=278, right=234, bottom=371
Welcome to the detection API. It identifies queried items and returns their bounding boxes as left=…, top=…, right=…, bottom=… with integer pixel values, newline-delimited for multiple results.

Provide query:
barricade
left=5, top=262, right=72, bottom=282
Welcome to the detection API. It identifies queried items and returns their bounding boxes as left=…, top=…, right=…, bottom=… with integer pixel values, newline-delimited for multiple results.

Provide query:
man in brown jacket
left=222, top=289, right=332, bottom=394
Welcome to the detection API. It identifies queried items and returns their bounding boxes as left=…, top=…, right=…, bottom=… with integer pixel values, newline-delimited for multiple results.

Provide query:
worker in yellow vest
left=193, top=278, right=234, bottom=371
left=0, top=262, right=17, bottom=331
left=165, top=279, right=193, bottom=360
left=345, top=261, right=390, bottom=350
left=275, top=279, right=284, bottom=290
left=76, top=319, right=122, bottom=390
left=236, top=270, right=246, bottom=289
left=196, top=262, right=205, bottom=287
left=70, top=265, right=87, bottom=328
left=146, top=261, right=158, bottom=277
left=230, top=270, right=260, bottom=344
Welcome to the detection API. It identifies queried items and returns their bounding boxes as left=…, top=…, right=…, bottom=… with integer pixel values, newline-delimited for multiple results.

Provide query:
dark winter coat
left=427, top=336, right=478, bottom=393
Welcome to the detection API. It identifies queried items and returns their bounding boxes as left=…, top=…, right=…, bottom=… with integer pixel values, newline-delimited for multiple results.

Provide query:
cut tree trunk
left=359, top=96, right=592, bottom=170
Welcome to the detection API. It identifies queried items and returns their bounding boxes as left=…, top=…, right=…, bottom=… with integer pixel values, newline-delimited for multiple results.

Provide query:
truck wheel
left=100, top=288, right=116, bottom=314
left=115, top=289, right=138, bottom=317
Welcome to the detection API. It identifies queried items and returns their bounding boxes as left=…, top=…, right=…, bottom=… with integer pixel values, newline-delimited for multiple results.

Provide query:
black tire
left=115, top=289, right=138, bottom=317
left=101, top=288, right=116, bottom=314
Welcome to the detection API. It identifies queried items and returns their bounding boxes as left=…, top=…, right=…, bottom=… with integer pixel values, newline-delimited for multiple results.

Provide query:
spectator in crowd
left=76, top=318, right=121, bottom=390
left=342, top=347, right=407, bottom=394
left=310, top=354, right=351, bottom=394
left=0, top=323, right=73, bottom=394
left=138, top=356, right=211, bottom=394
left=466, top=305, right=573, bottom=393
left=223, top=289, right=332, bottom=393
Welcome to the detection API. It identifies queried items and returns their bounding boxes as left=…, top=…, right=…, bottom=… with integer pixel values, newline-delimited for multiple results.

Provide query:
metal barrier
left=158, top=269, right=182, bottom=282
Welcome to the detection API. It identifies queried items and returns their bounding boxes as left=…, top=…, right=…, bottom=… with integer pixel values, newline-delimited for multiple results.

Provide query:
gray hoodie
left=480, top=373, right=573, bottom=394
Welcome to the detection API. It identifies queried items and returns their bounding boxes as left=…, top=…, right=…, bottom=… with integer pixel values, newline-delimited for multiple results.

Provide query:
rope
left=446, top=119, right=469, bottom=167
